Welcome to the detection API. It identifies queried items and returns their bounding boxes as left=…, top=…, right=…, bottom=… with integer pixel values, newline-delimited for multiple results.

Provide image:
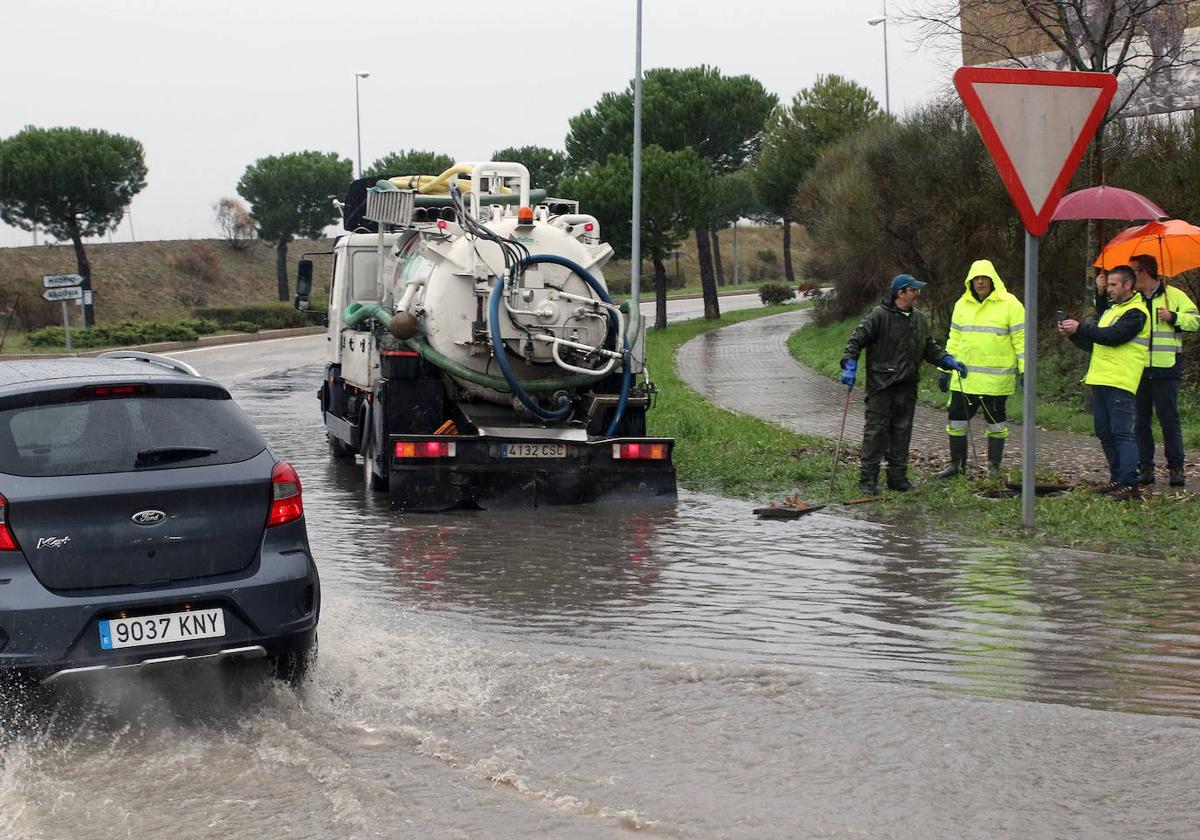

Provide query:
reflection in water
left=236, top=363, right=1200, bottom=719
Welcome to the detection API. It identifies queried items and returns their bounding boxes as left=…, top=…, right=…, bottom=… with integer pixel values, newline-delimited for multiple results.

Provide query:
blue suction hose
left=488, top=254, right=632, bottom=430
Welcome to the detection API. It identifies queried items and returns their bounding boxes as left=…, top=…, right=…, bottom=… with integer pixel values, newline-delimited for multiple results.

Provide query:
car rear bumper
left=386, top=434, right=678, bottom=511
left=0, top=521, right=319, bottom=683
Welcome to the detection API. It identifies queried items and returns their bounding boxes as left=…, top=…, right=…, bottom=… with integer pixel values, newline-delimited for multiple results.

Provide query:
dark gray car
left=0, top=352, right=319, bottom=687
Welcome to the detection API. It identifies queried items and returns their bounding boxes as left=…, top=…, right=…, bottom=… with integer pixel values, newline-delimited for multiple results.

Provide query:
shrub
left=177, top=241, right=222, bottom=282
left=758, top=282, right=796, bottom=305
left=756, top=248, right=777, bottom=263
left=25, top=318, right=220, bottom=349
left=193, top=303, right=308, bottom=330
left=228, top=321, right=260, bottom=333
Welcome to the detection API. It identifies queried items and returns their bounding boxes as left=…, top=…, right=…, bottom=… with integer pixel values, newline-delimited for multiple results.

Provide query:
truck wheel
left=362, top=438, right=388, bottom=492
left=328, top=433, right=354, bottom=459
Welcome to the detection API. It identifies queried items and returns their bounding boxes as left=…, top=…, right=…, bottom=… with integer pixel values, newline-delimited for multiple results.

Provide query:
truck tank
left=394, top=215, right=624, bottom=409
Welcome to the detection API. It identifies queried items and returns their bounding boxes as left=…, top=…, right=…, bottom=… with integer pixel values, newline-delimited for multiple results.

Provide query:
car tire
left=362, top=438, right=388, bottom=493
left=271, top=635, right=317, bottom=687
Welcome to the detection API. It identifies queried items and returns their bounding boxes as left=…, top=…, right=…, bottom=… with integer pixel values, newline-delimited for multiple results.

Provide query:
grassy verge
left=645, top=302, right=827, bottom=498
left=649, top=305, right=1200, bottom=561
left=786, top=310, right=1200, bottom=447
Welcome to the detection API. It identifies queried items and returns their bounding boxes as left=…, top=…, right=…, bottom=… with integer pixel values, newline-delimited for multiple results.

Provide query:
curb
left=0, top=326, right=327, bottom=361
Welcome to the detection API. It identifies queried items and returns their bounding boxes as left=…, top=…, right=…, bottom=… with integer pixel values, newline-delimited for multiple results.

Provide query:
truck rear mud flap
left=386, top=435, right=677, bottom=511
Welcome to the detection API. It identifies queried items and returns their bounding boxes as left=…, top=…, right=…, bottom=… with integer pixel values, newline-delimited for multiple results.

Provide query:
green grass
left=645, top=302, right=826, bottom=498
left=650, top=305, right=1200, bottom=561
left=786, top=310, right=1200, bottom=448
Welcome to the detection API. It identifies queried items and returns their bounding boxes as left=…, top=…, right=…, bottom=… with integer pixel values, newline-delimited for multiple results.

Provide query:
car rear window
left=0, top=394, right=268, bottom=477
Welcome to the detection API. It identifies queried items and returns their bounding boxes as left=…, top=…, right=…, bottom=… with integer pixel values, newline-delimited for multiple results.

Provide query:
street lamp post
left=354, top=71, right=370, bottom=178
left=867, top=7, right=891, bottom=115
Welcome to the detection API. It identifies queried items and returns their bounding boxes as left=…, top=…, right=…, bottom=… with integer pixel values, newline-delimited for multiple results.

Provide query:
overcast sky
left=0, top=0, right=955, bottom=247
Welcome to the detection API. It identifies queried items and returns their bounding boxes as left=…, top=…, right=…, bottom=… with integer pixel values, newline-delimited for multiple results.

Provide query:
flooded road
left=3, top=328, right=1200, bottom=838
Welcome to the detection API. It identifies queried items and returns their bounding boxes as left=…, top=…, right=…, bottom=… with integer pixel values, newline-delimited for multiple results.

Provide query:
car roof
left=0, top=358, right=219, bottom=397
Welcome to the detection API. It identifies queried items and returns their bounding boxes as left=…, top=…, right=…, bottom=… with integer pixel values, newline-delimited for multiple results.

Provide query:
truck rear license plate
left=502, top=442, right=566, bottom=458
left=99, top=608, right=225, bottom=650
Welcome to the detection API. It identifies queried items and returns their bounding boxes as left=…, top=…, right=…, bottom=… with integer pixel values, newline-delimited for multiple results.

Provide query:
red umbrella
left=1051, top=185, right=1167, bottom=221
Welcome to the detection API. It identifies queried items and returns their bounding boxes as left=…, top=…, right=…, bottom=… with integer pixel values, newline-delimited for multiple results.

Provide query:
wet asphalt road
left=3, top=297, right=1200, bottom=839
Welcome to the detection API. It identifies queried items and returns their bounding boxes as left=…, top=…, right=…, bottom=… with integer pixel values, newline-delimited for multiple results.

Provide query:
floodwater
left=3, top=350, right=1200, bottom=838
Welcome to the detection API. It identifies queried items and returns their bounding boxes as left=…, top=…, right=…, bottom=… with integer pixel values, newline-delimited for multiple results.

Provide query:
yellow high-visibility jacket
left=1085, top=294, right=1150, bottom=394
left=944, top=260, right=1025, bottom=396
left=1145, top=282, right=1199, bottom=370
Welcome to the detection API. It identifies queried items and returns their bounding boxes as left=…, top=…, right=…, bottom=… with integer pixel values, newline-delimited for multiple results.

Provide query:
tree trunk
left=782, top=216, right=795, bottom=284
left=711, top=224, right=726, bottom=287
left=276, top=239, right=290, bottom=301
left=695, top=225, right=721, bottom=320
left=653, top=255, right=669, bottom=330
left=68, top=224, right=95, bottom=328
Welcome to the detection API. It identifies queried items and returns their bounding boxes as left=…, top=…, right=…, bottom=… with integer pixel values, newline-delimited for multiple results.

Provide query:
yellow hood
left=962, top=259, right=1009, bottom=299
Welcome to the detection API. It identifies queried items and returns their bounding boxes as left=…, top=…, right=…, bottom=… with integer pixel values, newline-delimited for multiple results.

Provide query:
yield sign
left=954, top=67, right=1117, bottom=236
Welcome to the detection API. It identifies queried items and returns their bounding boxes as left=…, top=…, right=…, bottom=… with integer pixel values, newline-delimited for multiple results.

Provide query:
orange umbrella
left=1094, top=219, right=1200, bottom=274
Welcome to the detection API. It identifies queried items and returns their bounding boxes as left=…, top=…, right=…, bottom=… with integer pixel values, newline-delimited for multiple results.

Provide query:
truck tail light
left=612, top=443, right=669, bottom=460
left=395, top=441, right=457, bottom=459
left=267, top=461, right=304, bottom=527
left=0, top=492, right=18, bottom=551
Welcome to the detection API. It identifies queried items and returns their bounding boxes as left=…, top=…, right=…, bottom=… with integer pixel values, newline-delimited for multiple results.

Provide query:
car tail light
left=612, top=442, right=669, bottom=460
left=267, top=461, right=304, bottom=527
left=0, top=492, right=18, bottom=551
left=395, top=440, right=456, bottom=459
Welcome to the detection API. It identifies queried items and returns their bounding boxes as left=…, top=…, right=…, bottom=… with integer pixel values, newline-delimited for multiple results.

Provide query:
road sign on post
left=954, top=67, right=1116, bottom=529
left=42, top=286, right=83, bottom=302
left=42, top=273, right=84, bottom=289
left=954, top=68, right=1116, bottom=236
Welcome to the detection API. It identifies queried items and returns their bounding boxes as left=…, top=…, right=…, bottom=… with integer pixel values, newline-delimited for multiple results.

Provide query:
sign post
left=953, top=68, right=1116, bottom=528
left=42, top=274, right=84, bottom=353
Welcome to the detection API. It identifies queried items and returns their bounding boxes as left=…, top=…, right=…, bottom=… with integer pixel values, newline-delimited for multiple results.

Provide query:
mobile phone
left=1055, top=310, right=1066, bottom=324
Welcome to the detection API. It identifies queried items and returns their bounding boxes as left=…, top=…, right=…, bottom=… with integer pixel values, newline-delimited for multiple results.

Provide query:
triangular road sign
left=954, top=67, right=1117, bottom=236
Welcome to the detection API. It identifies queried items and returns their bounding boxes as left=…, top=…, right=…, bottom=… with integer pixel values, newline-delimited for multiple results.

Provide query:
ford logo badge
left=131, top=509, right=167, bottom=526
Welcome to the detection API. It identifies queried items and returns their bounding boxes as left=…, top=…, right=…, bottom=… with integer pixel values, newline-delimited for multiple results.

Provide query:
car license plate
left=502, top=442, right=566, bottom=458
left=99, top=608, right=225, bottom=650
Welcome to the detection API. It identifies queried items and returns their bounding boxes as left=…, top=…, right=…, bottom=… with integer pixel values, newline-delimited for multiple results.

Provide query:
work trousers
left=1135, top=374, right=1184, bottom=469
left=947, top=392, right=1008, bottom=439
left=861, top=382, right=917, bottom=473
left=1092, top=384, right=1138, bottom=485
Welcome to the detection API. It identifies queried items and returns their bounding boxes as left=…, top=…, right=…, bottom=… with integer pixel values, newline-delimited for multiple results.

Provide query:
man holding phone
left=1059, top=265, right=1150, bottom=500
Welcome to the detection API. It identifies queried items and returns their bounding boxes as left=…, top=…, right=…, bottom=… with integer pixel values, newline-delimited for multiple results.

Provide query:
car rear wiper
left=135, top=446, right=219, bottom=467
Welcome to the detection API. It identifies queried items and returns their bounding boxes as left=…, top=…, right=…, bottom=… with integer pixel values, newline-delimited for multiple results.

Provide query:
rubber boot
left=859, top=464, right=879, bottom=496
left=886, top=468, right=912, bottom=492
left=936, top=436, right=968, bottom=479
left=987, top=437, right=1005, bottom=478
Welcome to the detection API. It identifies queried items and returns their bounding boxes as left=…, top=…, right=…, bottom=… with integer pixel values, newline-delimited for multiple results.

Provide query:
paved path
left=676, top=308, right=1199, bottom=483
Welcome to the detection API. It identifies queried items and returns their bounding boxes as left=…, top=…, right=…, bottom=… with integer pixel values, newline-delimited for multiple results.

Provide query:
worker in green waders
left=936, top=259, right=1025, bottom=479
left=841, top=274, right=967, bottom=495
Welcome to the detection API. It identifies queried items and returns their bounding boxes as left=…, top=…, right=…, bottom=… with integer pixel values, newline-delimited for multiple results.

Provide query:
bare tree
left=906, top=1, right=1200, bottom=183
left=213, top=196, right=255, bottom=250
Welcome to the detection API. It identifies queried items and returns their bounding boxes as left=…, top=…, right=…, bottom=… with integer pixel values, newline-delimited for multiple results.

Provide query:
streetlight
left=354, top=71, right=370, bottom=178
left=867, top=9, right=890, bottom=115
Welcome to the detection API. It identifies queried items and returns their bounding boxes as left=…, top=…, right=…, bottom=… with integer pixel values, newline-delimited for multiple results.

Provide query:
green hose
left=342, top=302, right=628, bottom=394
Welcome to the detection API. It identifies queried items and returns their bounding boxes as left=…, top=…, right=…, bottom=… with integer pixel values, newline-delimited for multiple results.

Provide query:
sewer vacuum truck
left=294, top=161, right=676, bottom=511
